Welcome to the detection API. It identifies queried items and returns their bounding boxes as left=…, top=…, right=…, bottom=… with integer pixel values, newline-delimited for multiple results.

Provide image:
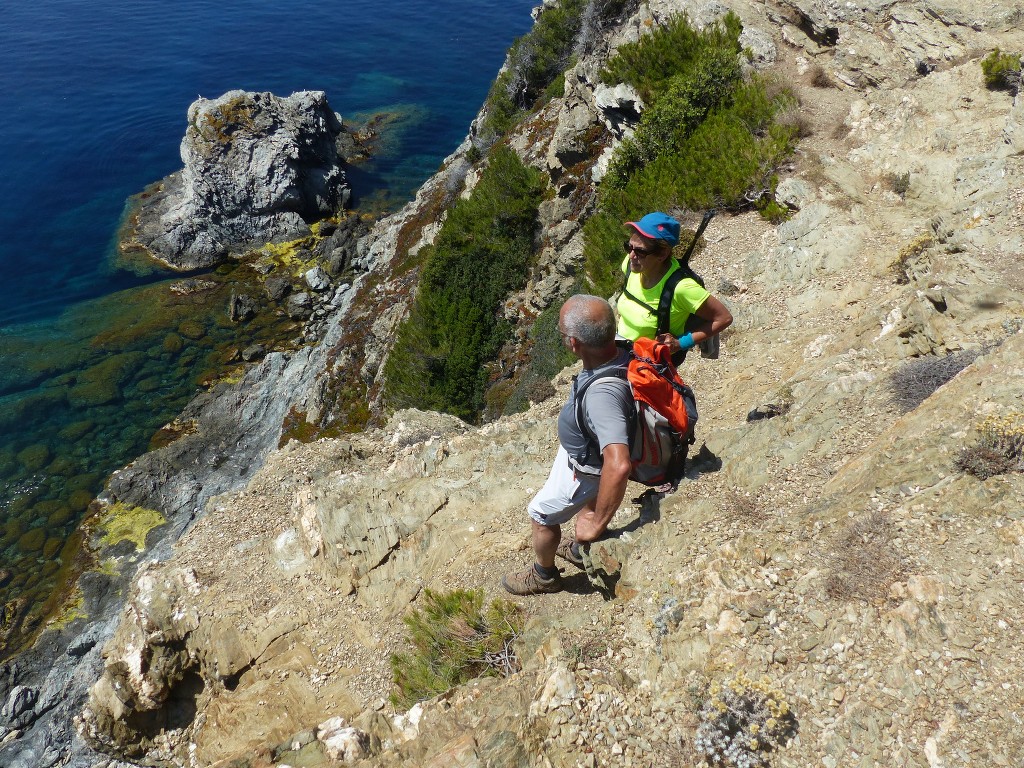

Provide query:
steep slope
left=41, top=0, right=1024, bottom=766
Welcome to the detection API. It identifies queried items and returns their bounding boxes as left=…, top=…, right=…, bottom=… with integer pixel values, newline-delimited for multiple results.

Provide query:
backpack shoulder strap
left=656, top=267, right=686, bottom=337
left=657, top=261, right=711, bottom=336
left=621, top=268, right=657, bottom=316
left=573, top=368, right=634, bottom=464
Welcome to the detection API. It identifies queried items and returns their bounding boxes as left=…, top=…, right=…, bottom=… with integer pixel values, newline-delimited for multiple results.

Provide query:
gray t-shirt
left=557, top=350, right=634, bottom=472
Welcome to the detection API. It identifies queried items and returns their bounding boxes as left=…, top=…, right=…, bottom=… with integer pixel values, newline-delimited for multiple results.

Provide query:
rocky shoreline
left=3, top=0, right=1024, bottom=766
left=0, top=89, right=381, bottom=767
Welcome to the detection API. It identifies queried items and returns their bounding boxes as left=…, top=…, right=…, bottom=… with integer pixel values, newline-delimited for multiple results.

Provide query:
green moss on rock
left=47, top=505, right=75, bottom=526
left=58, top=420, right=97, bottom=441
left=42, top=537, right=63, bottom=559
left=17, top=444, right=51, bottom=472
left=163, top=333, right=185, bottom=354
left=177, top=320, right=206, bottom=340
left=17, top=528, right=47, bottom=553
left=68, top=489, right=95, bottom=512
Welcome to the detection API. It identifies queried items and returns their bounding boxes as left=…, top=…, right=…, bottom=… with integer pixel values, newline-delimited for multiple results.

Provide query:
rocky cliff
left=123, top=90, right=352, bottom=271
left=3, top=0, right=1024, bottom=766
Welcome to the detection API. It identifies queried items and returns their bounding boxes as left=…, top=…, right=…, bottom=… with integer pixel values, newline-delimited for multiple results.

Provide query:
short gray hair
left=562, top=294, right=615, bottom=347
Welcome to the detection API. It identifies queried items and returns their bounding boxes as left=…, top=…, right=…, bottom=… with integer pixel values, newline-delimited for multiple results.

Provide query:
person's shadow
left=562, top=489, right=667, bottom=596
left=685, top=442, right=723, bottom=479
left=564, top=443, right=724, bottom=596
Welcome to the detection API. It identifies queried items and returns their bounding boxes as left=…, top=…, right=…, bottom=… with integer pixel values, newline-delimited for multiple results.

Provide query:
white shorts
left=527, top=446, right=602, bottom=526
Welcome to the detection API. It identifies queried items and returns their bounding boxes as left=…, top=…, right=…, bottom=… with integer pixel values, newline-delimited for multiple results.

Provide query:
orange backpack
left=574, top=337, right=697, bottom=486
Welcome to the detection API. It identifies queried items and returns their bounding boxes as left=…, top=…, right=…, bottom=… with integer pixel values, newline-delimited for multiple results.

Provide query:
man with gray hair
left=502, top=294, right=634, bottom=595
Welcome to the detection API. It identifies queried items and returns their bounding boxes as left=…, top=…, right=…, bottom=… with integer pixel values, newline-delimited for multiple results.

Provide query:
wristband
left=677, top=332, right=696, bottom=351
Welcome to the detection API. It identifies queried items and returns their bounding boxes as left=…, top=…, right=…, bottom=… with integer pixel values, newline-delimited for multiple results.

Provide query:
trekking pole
left=679, top=209, right=716, bottom=269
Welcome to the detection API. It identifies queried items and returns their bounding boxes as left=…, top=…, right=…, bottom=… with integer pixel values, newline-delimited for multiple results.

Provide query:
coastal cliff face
left=3, top=0, right=1024, bottom=766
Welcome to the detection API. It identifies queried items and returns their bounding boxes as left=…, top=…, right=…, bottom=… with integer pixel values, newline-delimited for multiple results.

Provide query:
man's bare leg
left=532, top=520, right=560, bottom=568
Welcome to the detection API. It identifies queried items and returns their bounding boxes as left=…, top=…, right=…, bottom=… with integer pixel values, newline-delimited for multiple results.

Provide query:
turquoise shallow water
left=0, top=0, right=536, bottom=653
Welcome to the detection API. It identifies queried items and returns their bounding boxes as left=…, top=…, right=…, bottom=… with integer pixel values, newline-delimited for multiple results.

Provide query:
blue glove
left=677, top=332, right=696, bottom=351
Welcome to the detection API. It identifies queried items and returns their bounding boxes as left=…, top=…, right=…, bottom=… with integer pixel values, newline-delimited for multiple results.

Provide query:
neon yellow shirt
left=616, top=256, right=710, bottom=340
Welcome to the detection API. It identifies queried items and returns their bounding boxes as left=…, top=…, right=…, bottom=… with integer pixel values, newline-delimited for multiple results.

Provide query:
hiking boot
left=502, top=565, right=563, bottom=596
left=555, top=538, right=585, bottom=569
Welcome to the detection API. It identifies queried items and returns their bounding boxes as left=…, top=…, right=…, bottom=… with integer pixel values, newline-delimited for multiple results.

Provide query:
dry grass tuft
left=829, top=119, right=850, bottom=140
left=721, top=487, right=767, bottom=522
left=653, top=732, right=704, bottom=767
left=888, top=349, right=980, bottom=413
left=776, top=108, right=814, bottom=138
left=825, top=512, right=908, bottom=602
left=808, top=64, right=837, bottom=88
left=889, top=232, right=935, bottom=284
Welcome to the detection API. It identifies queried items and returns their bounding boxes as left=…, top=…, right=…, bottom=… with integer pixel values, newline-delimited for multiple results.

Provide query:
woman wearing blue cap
left=618, top=211, right=733, bottom=363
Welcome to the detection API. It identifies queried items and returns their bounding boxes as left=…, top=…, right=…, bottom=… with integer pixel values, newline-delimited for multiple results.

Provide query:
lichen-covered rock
left=123, top=90, right=351, bottom=271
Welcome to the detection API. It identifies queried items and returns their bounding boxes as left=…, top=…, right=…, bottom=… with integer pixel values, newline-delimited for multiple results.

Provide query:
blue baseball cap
left=626, top=212, right=680, bottom=246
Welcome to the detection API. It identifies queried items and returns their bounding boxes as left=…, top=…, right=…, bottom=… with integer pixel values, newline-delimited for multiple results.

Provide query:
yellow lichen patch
left=96, top=501, right=166, bottom=553
left=310, top=216, right=341, bottom=236
left=95, top=558, right=120, bottom=578
left=210, top=368, right=247, bottom=387
left=46, top=590, right=86, bottom=631
left=257, top=235, right=321, bottom=276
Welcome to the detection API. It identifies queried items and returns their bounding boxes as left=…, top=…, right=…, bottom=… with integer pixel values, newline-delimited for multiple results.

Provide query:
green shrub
left=981, top=48, right=1022, bottom=93
left=584, top=13, right=798, bottom=295
left=603, top=45, right=745, bottom=185
left=390, top=589, right=524, bottom=709
left=600, top=12, right=744, bottom=103
left=755, top=193, right=791, bottom=224
left=586, top=71, right=798, bottom=295
left=481, top=0, right=589, bottom=139
left=885, top=170, right=910, bottom=198
left=492, top=301, right=578, bottom=418
left=482, top=0, right=642, bottom=141
left=384, top=146, right=545, bottom=420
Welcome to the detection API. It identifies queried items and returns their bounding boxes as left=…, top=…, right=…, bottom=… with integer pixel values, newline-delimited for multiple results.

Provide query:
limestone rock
left=124, top=90, right=351, bottom=271
left=264, top=275, right=291, bottom=301
left=547, top=102, right=600, bottom=174
left=304, top=265, right=331, bottom=292
left=740, top=26, right=778, bottom=68
left=2, top=686, right=37, bottom=729
left=78, top=565, right=205, bottom=753
left=775, top=177, right=815, bottom=210
left=317, top=716, right=369, bottom=763
left=227, top=291, right=259, bottom=322
left=241, top=343, right=265, bottom=362
left=1005, top=89, right=1024, bottom=153
left=286, top=291, right=314, bottom=319
left=593, top=83, right=643, bottom=136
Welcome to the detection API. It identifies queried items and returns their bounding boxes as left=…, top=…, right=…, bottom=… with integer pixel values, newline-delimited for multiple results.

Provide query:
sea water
left=0, top=0, right=536, bottom=654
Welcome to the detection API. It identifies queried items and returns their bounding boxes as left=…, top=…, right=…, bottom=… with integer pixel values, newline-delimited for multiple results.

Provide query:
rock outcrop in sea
left=3, top=0, right=1024, bottom=766
left=123, top=89, right=352, bottom=271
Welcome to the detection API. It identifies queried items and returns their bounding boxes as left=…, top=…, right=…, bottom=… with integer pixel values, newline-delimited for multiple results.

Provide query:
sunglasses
left=623, top=240, right=660, bottom=257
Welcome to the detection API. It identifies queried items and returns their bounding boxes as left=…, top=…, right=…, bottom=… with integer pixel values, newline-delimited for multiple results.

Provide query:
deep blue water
left=0, top=0, right=536, bottom=652
left=0, top=0, right=536, bottom=327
